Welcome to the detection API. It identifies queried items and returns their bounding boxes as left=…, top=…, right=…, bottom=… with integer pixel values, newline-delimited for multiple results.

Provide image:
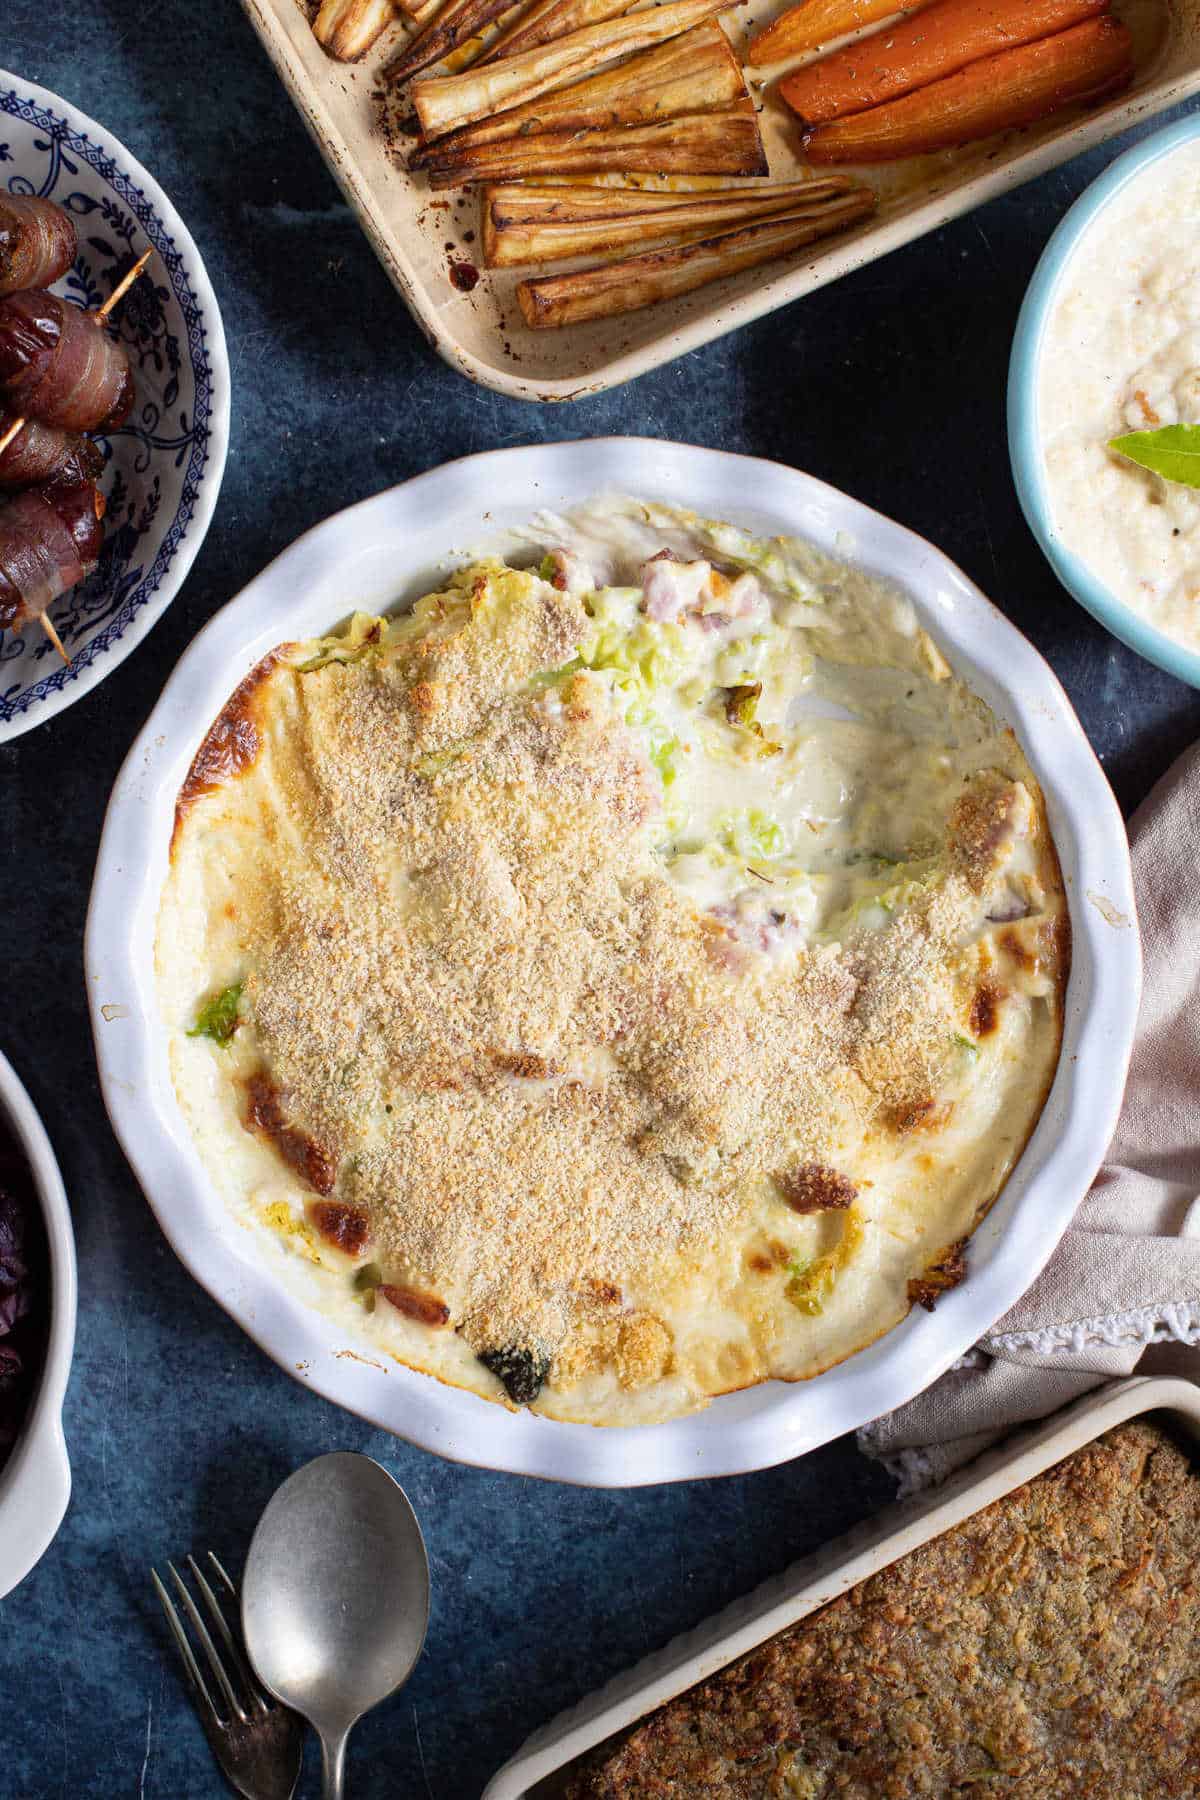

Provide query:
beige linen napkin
left=859, top=741, right=1200, bottom=1494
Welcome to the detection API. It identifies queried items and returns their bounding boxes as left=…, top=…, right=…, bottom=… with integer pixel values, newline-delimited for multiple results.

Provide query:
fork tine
left=167, top=1560, right=247, bottom=1723
left=208, top=1550, right=238, bottom=1599
left=187, top=1553, right=270, bottom=1715
left=210, top=1553, right=276, bottom=1712
left=152, top=1567, right=220, bottom=1723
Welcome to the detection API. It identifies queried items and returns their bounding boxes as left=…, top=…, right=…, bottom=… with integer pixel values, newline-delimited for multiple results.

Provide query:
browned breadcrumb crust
left=907, top=1237, right=968, bottom=1312
left=171, top=540, right=1070, bottom=1409
left=776, top=1163, right=857, bottom=1215
left=172, top=648, right=292, bottom=851
left=562, top=1421, right=1200, bottom=1799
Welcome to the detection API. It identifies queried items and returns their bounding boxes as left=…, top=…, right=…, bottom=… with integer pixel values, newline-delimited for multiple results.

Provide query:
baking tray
left=240, top=0, right=1198, bottom=400
left=482, top=1374, right=1200, bottom=1796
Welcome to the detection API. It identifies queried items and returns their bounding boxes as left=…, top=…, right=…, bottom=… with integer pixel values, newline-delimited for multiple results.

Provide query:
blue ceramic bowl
left=1008, top=113, right=1200, bottom=692
left=0, top=71, right=229, bottom=740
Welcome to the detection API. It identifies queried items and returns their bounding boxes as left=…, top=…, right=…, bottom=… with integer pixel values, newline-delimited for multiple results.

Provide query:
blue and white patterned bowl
left=0, top=72, right=229, bottom=741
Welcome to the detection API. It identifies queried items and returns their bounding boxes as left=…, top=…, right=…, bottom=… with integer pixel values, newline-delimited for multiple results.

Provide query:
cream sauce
left=1040, top=138, right=1200, bottom=652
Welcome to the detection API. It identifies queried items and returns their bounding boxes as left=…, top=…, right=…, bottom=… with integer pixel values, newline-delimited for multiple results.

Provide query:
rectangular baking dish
left=241, top=0, right=1197, bottom=400
left=482, top=1374, right=1200, bottom=1796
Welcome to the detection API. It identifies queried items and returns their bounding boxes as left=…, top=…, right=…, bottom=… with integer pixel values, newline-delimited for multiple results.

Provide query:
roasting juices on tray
left=0, top=195, right=151, bottom=662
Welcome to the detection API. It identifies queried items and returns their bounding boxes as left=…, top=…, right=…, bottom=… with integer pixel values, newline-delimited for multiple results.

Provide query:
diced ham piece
left=542, top=546, right=592, bottom=595
left=641, top=552, right=713, bottom=621
left=725, top=572, right=768, bottom=622
left=710, top=900, right=801, bottom=957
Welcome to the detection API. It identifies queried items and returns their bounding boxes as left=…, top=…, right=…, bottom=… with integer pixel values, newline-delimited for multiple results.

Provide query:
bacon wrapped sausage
left=0, top=290, right=133, bottom=431
left=0, top=412, right=103, bottom=490
left=0, top=197, right=76, bottom=297
left=0, top=480, right=105, bottom=631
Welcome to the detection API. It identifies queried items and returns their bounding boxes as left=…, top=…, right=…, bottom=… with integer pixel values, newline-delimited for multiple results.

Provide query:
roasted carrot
left=804, top=14, right=1133, bottom=161
left=748, top=0, right=927, bottom=69
left=780, top=0, right=1107, bottom=126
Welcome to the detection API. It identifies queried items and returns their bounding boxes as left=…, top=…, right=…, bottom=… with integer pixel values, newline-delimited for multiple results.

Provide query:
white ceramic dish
left=86, top=438, right=1140, bottom=1486
left=1009, top=112, right=1200, bottom=691
left=0, top=71, right=230, bottom=741
left=483, top=1374, right=1200, bottom=1795
left=0, top=1049, right=76, bottom=1600
left=238, top=0, right=1196, bottom=400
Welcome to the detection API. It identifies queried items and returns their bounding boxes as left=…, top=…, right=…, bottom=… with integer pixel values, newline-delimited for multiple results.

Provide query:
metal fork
left=152, top=1553, right=304, bottom=1800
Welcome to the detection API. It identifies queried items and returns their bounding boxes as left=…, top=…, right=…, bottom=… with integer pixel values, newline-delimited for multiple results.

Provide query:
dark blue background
left=2, top=4, right=1198, bottom=1794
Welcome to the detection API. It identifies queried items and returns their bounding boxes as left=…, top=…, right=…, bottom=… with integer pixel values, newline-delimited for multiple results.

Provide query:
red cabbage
left=0, top=1135, right=42, bottom=1464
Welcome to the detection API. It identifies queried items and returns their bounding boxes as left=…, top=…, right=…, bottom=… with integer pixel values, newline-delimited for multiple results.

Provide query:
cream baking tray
left=482, top=1374, right=1200, bottom=1795
left=239, top=0, right=1197, bottom=399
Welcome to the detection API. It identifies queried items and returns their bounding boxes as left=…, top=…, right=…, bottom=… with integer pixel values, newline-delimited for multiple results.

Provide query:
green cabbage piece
left=296, top=612, right=388, bottom=673
left=718, top=809, right=784, bottom=861
left=188, top=983, right=243, bottom=1048
left=786, top=1255, right=836, bottom=1316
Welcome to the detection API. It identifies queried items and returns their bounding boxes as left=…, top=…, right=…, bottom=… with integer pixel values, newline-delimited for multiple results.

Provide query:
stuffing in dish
left=560, top=1420, right=1200, bottom=1796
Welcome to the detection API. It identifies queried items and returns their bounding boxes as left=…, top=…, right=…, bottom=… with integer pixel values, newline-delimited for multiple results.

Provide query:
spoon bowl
left=242, top=1453, right=430, bottom=1798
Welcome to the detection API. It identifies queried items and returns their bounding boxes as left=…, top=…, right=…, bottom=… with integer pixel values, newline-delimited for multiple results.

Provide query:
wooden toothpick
left=1, top=247, right=153, bottom=665
left=96, top=247, right=153, bottom=322
left=40, top=613, right=69, bottom=664
left=1, top=248, right=155, bottom=461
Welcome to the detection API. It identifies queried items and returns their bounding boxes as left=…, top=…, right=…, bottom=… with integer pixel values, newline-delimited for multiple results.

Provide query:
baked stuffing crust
left=563, top=1421, right=1200, bottom=1798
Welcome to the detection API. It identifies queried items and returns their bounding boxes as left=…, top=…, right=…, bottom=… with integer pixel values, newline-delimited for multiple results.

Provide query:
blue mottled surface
left=1, top=1, right=1198, bottom=1794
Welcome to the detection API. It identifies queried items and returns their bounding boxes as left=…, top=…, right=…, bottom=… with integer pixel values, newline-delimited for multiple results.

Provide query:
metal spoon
left=241, top=1453, right=430, bottom=1800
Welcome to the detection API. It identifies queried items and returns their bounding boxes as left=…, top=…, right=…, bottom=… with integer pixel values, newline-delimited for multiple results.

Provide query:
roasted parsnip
left=426, top=102, right=768, bottom=186
left=483, top=0, right=634, bottom=62
left=389, top=0, right=519, bottom=84
left=484, top=176, right=862, bottom=265
left=412, top=0, right=740, bottom=140
left=313, top=0, right=396, bottom=59
left=517, top=189, right=877, bottom=327
left=412, top=25, right=745, bottom=163
left=780, top=0, right=1108, bottom=125
left=803, top=13, right=1133, bottom=160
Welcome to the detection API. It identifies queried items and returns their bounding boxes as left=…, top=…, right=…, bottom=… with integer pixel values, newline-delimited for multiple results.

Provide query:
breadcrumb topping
left=163, top=508, right=1068, bottom=1415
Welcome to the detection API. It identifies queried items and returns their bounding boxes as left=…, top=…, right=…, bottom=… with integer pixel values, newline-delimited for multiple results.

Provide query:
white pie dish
left=0, top=1049, right=76, bottom=1598
left=86, top=438, right=1140, bottom=1486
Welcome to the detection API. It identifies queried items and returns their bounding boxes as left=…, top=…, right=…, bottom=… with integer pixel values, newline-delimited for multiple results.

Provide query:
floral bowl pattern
left=0, top=72, right=229, bottom=741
